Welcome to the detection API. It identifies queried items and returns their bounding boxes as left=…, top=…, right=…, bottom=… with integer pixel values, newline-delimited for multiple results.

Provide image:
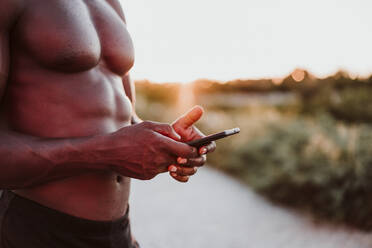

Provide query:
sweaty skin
left=0, top=0, right=216, bottom=222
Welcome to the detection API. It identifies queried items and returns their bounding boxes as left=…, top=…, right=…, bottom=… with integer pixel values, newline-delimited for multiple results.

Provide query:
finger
left=184, top=125, right=205, bottom=141
left=168, top=165, right=178, bottom=173
left=177, top=156, right=206, bottom=167
left=158, top=163, right=172, bottom=174
left=199, top=141, right=216, bottom=155
left=151, top=123, right=181, bottom=141
left=169, top=165, right=197, bottom=176
left=144, top=121, right=181, bottom=141
left=170, top=172, right=190, bottom=183
left=158, top=134, right=199, bottom=158
left=172, top=105, right=204, bottom=129
left=190, top=125, right=205, bottom=139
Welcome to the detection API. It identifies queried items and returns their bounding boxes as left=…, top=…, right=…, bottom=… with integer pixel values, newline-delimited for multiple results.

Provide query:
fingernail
left=200, top=147, right=207, bottom=155
left=169, top=165, right=177, bottom=172
left=194, top=167, right=198, bottom=172
left=177, top=158, right=187, bottom=164
left=171, top=173, right=177, bottom=177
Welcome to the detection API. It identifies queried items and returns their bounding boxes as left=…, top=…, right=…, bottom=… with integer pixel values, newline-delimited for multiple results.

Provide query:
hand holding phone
left=186, top=128, right=240, bottom=148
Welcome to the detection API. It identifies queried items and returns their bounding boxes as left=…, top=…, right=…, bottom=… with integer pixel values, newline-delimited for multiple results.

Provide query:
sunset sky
left=120, top=0, right=372, bottom=83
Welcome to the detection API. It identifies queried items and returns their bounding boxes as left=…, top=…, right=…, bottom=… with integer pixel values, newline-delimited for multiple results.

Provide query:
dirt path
left=129, top=167, right=372, bottom=248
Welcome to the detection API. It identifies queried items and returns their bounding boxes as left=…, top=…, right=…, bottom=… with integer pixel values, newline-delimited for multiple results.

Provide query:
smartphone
left=186, top=128, right=240, bottom=147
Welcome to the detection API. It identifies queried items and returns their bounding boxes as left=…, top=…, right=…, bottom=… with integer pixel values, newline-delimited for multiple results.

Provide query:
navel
left=116, top=175, right=123, bottom=183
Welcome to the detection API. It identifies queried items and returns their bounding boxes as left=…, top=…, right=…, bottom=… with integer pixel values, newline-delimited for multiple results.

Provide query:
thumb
left=173, top=105, right=204, bottom=129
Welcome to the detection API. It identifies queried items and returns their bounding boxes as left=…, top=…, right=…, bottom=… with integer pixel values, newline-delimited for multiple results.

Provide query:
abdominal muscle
left=14, top=172, right=132, bottom=221
left=9, top=67, right=133, bottom=221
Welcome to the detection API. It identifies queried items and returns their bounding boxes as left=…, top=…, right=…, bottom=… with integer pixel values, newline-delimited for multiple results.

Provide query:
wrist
left=83, top=129, right=137, bottom=175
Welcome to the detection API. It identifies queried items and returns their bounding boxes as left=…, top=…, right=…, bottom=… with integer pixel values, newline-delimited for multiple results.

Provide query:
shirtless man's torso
left=7, top=0, right=135, bottom=221
left=0, top=1, right=215, bottom=247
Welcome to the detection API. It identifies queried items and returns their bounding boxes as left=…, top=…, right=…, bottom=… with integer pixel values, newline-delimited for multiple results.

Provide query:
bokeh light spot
left=291, top=69, right=305, bottom=82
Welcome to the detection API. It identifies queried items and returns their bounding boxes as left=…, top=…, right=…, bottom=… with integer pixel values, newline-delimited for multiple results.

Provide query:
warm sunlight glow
left=272, top=78, right=284, bottom=85
left=176, top=83, right=196, bottom=114
left=121, top=0, right=372, bottom=83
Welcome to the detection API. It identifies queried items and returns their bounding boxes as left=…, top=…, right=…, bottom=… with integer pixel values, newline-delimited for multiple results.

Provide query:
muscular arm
left=0, top=132, right=103, bottom=189
left=116, top=1, right=142, bottom=125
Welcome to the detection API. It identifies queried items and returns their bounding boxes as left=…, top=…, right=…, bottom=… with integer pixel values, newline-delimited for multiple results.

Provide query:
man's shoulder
left=0, top=0, right=24, bottom=30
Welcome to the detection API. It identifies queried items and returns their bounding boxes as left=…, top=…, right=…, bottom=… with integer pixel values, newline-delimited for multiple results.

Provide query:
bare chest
left=14, top=0, right=134, bottom=75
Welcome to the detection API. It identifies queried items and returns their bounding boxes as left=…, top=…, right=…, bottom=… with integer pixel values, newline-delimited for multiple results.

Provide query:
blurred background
left=120, top=0, right=372, bottom=247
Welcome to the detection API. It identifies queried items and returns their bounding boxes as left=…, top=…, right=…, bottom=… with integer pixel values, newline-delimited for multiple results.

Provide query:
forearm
left=0, top=130, right=107, bottom=189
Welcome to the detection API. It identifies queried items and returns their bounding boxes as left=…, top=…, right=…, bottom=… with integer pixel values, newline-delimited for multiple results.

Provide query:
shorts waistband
left=5, top=190, right=130, bottom=236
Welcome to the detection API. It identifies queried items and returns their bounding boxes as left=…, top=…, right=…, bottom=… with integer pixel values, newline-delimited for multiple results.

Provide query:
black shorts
left=0, top=190, right=140, bottom=248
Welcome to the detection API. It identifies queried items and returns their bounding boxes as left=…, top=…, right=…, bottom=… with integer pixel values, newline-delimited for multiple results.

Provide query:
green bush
left=329, top=87, right=372, bottom=123
left=207, top=115, right=372, bottom=230
left=296, top=77, right=372, bottom=123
